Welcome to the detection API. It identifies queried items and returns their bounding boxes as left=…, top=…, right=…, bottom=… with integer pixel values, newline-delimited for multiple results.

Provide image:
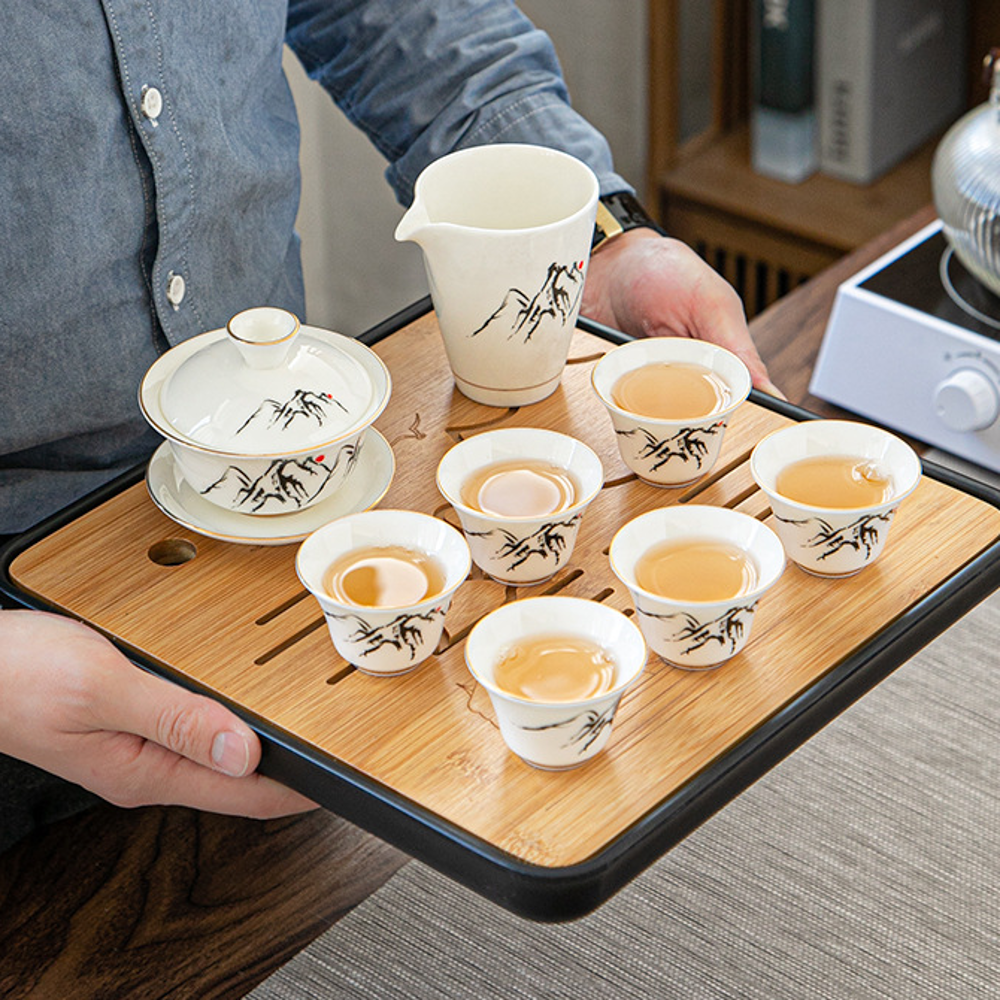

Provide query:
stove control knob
left=933, top=369, right=999, bottom=432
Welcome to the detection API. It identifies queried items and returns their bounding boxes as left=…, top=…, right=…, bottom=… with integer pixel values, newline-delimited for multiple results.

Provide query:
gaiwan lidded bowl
left=140, top=307, right=391, bottom=515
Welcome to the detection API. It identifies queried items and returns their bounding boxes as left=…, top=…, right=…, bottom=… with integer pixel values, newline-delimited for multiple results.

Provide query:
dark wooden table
left=0, top=207, right=936, bottom=999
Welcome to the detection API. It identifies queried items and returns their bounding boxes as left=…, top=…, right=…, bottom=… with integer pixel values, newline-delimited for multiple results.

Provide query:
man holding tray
left=0, top=0, right=777, bottom=851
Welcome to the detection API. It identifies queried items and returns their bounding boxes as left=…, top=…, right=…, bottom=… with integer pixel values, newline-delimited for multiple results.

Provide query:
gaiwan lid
left=158, top=307, right=376, bottom=453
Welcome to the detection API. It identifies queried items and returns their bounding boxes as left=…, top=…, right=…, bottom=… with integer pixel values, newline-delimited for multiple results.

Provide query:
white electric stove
left=811, top=219, right=1000, bottom=480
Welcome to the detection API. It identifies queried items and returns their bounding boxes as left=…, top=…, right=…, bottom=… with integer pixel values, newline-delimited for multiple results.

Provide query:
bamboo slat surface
left=12, top=312, right=1000, bottom=869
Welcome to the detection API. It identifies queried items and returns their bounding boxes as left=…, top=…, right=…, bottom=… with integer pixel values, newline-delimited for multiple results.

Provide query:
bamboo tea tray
left=6, top=301, right=1000, bottom=921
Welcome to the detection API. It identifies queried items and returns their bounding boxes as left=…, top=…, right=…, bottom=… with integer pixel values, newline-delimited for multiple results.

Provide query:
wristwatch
left=591, top=191, right=665, bottom=254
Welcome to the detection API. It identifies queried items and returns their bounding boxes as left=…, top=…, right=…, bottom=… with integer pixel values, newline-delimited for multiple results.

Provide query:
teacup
left=296, top=509, right=471, bottom=676
left=750, top=419, right=922, bottom=577
left=436, top=427, right=604, bottom=585
left=395, top=143, right=599, bottom=407
left=609, top=504, right=785, bottom=669
left=464, top=596, right=646, bottom=769
left=591, top=338, right=751, bottom=486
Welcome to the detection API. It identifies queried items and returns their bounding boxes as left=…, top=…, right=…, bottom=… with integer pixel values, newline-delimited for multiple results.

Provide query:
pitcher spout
left=394, top=200, right=433, bottom=247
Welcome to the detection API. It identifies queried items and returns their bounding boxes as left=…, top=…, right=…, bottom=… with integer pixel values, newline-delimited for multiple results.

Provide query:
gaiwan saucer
left=146, top=429, right=395, bottom=546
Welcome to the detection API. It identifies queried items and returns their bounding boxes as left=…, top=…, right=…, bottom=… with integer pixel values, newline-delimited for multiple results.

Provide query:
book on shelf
left=751, top=0, right=818, bottom=184
left=816, top=0, right=968, bottom=184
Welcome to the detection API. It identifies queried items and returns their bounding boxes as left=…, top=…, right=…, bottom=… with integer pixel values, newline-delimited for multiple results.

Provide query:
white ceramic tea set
left=136, top=142, right=923, bottom=770
left=138, top=309, right=922, bottom=769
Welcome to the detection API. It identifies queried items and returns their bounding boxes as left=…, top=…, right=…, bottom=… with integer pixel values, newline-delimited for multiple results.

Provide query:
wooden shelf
left=646, top=0, right=1000, bottom=317
left=653, top=125, right=937, bottom=316
left=657, top=123, right=936, bottom=256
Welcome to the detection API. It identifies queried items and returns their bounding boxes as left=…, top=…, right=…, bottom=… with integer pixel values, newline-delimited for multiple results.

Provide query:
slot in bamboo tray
left=8, top=306, right=1000, bottom=919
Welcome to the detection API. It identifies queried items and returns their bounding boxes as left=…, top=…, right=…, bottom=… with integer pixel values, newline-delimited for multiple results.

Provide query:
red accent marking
left=315, top=455, right=325, bottom=463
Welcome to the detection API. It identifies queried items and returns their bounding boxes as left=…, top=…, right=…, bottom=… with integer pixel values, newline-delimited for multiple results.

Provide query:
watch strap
left=592, top=191, right=665, bottom=253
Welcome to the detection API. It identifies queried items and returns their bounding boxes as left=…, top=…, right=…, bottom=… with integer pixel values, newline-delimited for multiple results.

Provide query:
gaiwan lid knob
left=227, top=306, right=300, bottom=369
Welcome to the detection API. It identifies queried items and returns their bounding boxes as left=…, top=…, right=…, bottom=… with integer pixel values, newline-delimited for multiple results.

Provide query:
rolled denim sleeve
left=285, top=0, right=632, bottom=204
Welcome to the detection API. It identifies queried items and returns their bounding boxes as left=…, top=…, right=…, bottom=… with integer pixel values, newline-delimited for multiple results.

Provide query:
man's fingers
left=89, top=730, right=317, bottom=816
left=759, top=378, right=788, bottom=400
left=94, top=662, right=261, bottom=777
left=688, top=270, right=780, bottom=395
left=0, top=611, right=316, bottom=819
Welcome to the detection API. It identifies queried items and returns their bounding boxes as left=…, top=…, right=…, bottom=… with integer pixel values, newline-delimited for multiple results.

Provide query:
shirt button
left=166, top=272, right=186, bottom=308
left=141, top=86, right=163, bottom=120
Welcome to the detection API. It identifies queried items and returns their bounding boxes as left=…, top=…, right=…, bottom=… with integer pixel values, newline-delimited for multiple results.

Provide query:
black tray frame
left=5, top=296, right=1000, bottom=921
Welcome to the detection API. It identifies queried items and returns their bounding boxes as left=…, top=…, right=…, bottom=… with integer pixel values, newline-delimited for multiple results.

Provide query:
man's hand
left=583, top=228, right=784, bottom=398
left=0, top=610, right=316, bottom=817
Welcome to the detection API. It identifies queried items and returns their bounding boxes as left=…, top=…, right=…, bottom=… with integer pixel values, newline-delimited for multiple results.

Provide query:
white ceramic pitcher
left=395, top=143, right=599, bottom=407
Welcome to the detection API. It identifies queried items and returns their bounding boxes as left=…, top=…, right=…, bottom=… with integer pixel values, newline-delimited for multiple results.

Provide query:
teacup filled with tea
left=609, top=504, right=785, bottom=669
left=591, top=338, right=751, bottom=487
left=296, top=509, right=471, bottom=675
left=464, top=596, right=646, bottom=769
left=750, top=419, right=922, bottom=577
left=436, top=427, right=603, bottom=585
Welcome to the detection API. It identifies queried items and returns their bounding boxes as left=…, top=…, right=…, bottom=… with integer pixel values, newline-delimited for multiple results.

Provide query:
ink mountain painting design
left=327, top=606, right=446, bottom=663
left=619, top=421, right=724, bottom=474
left=775, top=510, right=894, bottom=564
left=523, top=698, right=622, bottom=754
left=201, top=438, right=361, bottom=514
left=640, top=601, right=758, bottom=657
left=471, top=261, right=585, bottom=342
left=468, top=515, right=580, bottom=574
left=235, top=388, right=349, bottom=437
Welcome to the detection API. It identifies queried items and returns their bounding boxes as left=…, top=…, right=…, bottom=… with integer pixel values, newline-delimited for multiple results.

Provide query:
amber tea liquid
left=324, top=545, right=446, bottom=608
left=635, top=537, right=758, bottom=602
left=493, top=634, right=617, bottom=702
left=461, top=459, right=577, bottom=517
left=612, top=362, right=731, bottom=420
left=776, top=455, right=893, bottom=509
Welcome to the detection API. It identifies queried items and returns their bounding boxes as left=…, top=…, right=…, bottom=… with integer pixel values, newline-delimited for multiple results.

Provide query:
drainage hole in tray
left=677, top=450, right=754, bottom=503
left=723, top=483, right=761, bottom=509
left=255, top=617, right=326, bottom=665
left=148, top=538, right=197, bottom=566
left=325, top=663, right=355, bottom=685
left=255, top=590, right=311, bottom=626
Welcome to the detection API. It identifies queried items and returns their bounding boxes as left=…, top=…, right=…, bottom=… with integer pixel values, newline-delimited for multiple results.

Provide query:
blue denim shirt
left=0, top=0, right=627, bottom=532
